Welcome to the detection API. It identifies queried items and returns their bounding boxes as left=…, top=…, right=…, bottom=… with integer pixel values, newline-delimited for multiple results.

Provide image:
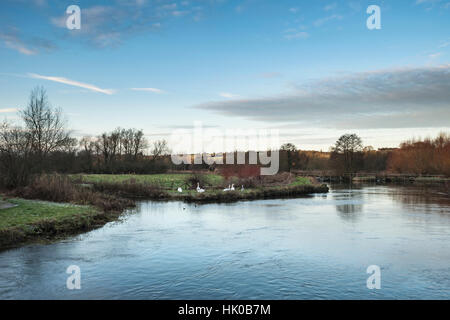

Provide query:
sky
left=0, top=0, right=449, bottom=152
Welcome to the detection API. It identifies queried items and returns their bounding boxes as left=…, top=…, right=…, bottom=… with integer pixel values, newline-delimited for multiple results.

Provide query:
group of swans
left=177, top=183, right=244, bottom=193
left=177, top=184, right=205, bottom=193
left=223, top=184, right=235, bottom=192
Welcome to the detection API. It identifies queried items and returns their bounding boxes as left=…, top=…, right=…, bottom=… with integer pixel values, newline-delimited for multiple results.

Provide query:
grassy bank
left=171, top=184, right=329, bottom=203
left=72, top=173, right=327, bottom=203
left=0, top=173, right=328, bottom=249
left=0, top=197, right=121, bottom=250
left=72, top=173, right=224, bottom=190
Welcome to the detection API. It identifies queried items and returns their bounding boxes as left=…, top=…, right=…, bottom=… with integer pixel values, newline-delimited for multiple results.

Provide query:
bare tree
left=151, top=139, right=169, bottom=159
left=98, top=133, right=112, bottom=165
left=79, top=136, right=97, bottom=170
left=121, top=128, right=134, bottom=158
left=0, top=121, right=33, bottom=187
left=20, top=87, right=72, bottom=159
left=133, top=129, right=147, bottom=159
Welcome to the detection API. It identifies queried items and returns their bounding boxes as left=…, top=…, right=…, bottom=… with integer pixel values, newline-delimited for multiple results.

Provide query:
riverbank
left=75, top=173, right=329, bottom=203
left=300, top=171, right=450, bottom=184
left=0, top=197, right=122, bottom=250
left=169, top=184, right=329, bottom=203
left=0, top=173, right=329, bottom=250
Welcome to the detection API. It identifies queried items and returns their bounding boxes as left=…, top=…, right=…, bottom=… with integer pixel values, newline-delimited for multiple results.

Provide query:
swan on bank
left=196, top=183, right=205, bottom=193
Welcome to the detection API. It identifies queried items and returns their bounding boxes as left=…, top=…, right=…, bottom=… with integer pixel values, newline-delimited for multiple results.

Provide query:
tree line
left=388, top=134, right=450, bottom=176
left=279, top=132, right=450, bottom=176
left=1, top=87, right=448, bottom=189
left=0, top=87, right=170, bottom=188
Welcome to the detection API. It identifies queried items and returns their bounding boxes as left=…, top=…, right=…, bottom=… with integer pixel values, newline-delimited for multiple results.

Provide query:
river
left=0, top=184, right=449, bottom=299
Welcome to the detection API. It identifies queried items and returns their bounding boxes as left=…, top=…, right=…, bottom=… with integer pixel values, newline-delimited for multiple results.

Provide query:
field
left=72, top=173, right=225, bottom=190
left=73, top=173, right=311, bottom=189
left=70, top=173, right=320, bottom=202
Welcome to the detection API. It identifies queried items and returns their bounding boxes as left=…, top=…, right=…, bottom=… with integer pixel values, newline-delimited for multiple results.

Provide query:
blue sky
left=0, top=0, right=449, bottom=151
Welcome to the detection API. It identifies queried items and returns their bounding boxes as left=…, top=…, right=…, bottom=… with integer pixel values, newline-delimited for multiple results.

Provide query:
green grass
left=0, top=198, right=98, bottom=229
left=72, top=173, right=225, bottom=190
left=289, top=177, right=312, bottom=186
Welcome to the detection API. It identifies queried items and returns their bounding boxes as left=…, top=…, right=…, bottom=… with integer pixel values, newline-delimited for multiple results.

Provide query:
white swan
left=230, top=184, right=235, bottom=191
left=223, top=184, right=231, bottom=192
left=196, top=182, right=205, bottom=193
left=177, top=187, right=183, bottom=193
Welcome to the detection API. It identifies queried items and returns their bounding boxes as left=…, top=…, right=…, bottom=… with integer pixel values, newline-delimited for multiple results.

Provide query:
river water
left=0, top=184, right=449, bottom=300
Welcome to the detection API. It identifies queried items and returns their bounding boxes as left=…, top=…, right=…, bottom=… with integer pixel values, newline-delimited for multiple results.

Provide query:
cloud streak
left=0, top=28, right=56, bottom=55
left=194, top=65, right=450, bottom=129
left=0, top=32, right=36, bottom=55
left=219, top=92, right=239, bottom=98
left=131, top=87, right=165, bottom=94
left=50, top=1, right=209, bottom=47
left=314, top=14, right=343, bottom=27
left=0, top=108, right=18, bottom=113
left=28, top=73, right=114, bottom=95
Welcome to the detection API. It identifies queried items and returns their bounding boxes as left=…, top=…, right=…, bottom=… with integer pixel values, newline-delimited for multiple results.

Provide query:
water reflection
left=329, top=184, right=365, bottom=221
left=389, top=184, right=450, bottom=214
left=335, top=203, right=364, bottom=221
left=0, top=184, right=449, bottom=299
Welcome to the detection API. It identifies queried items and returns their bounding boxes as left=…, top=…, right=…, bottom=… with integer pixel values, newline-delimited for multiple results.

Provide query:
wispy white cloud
left=0, top=32, right=36, bottom=55
left=429, top=52, right=443, bottom=59
left=0, top=108, right=18, bottom=113
left=28, top=73, right=115, bottom=95
left=131, top=87, right=166, bottom=94
left=283, top=27, right=309, bottom=40
left=49, top=1, right=205, bottom=47
left=428, top=52, right=444, bottom=65
left=284, top=31, right=309, bottom=40
left=259, top=72, right=282, bottom=79
left=324, top=3, right=337, bottom=11
left=348, top=2, right=362, bottom=12
left=438, top=40, right=450, bottom=48
left=0, top=27, right=56, bottom=55
left=161, top=3, right=177, bottom=10
left=314, top=14, right=343, bottom=27
left=289, top=7, right=299, bottom=13
left=416, top=0, right=440, bottom=4
left=415, top=0, right=447, bottom=10
left=219, top=92, right=239, bottom=98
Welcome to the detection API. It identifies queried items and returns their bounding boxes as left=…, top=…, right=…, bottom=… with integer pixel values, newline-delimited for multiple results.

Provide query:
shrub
left=10, top=174, right=134, bottom=213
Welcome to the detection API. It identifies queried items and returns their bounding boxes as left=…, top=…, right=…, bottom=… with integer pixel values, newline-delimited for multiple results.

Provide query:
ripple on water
left=0, top=184, right=449, bottom=299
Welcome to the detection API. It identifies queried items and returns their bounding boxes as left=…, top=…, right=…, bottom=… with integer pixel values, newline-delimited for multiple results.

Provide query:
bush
left=10, top=174, right=134, bottom=212
left=186, top=172, right=209, bottom=189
